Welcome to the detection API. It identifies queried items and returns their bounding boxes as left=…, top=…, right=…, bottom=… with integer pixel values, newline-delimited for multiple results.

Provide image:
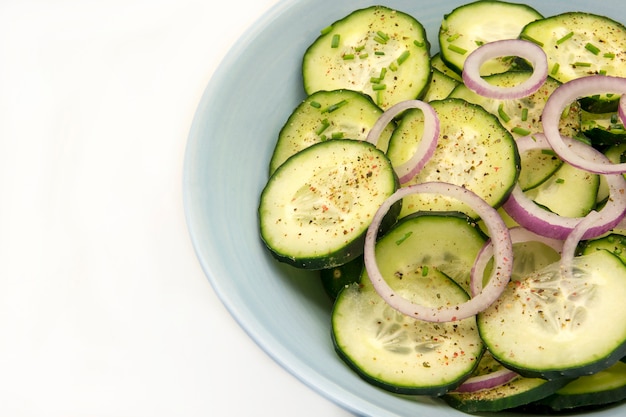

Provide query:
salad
left=257, top=1, right=626, bottom=413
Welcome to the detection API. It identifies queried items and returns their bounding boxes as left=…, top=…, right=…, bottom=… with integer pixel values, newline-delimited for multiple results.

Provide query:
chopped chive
left=355, top=45, right=365, bottom=52
left=342, top=54, right=355, bottom=60
left=370, top=76, right=381, bottom=84
left=422, top=266, right=429, bottom=276
left=375, top=51, right=385, bottom=56
left=573, top=61, right=592, bottom=67
left=585, top=43, right=601, bottom=55
left=319, top=134, right=328, bottom=141
left=374, top=35, right=388, bottom=44
left=519, top=33, right=544, bottom=47
left=389, top=62, right=398, bottom=71
left=512, top=126, right=531, bottom=136
left=497, top=104, right=511, bottom=123
left=397, top=50, right=410, bottom=65
left=446, top=33, right=460, bottom=42
left=556, top=31, right=574, bottom=45
left=541, top=149, right=557, bottom=156
left=376, top=90, right=383, bottom=106
left=604, top=52, right=616, bottom=59
left=320, top=25, right=333, bottom=35
left=551, top=62, right=560, bottom=75
left=376, top=31, right=390, bottom=41
left=555, top=178, right=565, bottom=184
left=447, top=44, right=468, bottom=55
left=475, top=40, right=484, bottom=46
left=331, top=34, right=340, bottom=48
left=395, top=231, right=413, bottom=245
left=316, top=119, right=330, bottom=135
left=599, top=69, right=608, bottom=76
left=372, top=83, right=386, bottom=91
left=378, top=67, right=387, bottom=80
left=413, top=40, right=425, bottom=48
left=331, top=131, right=344, bottom=139
left=323, top=100, right=348, bottom=113
left=359, top=53, right=369, bottom=59
left=521, top=108, right=529, bottom=122
left=309, top=101, right=321, bottom=109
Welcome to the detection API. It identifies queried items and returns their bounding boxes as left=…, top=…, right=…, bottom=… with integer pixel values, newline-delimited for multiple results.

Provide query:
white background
left=0, top=0, right=354, bottom=415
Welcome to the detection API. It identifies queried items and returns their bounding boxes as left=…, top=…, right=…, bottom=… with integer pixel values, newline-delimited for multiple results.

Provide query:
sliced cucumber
left=319, top=255, right=363, bottom=300
left=430, top=52, right=462, bottom=82
left=581, top=110, right=626, bottom=147
left=520, top=12, right=626, bottom=111
left=533, top=360, right=626, bottom=411
left=448, top=71, right=582, bottom=140
left=443, top=353, right=570, bottom=413
left=439, top=0, right=543, bottom=75
left=364, top=211, right=488, bottom=292
left=580, top=233, right=626, bottom=265
left=302, top=5, right=431, bottom=109
left=478, top=250, right=626, bottom=380
left=258, top=139, right=399, bottom=269
left=386, top=98, right=519, bottom=219
left=524, top=159, right=600, bottom=218
left=422, top=68, right=460, bottom=102
left=332, top=213, right=487, bottom=395
left=269, top=89, right=394, bottom=174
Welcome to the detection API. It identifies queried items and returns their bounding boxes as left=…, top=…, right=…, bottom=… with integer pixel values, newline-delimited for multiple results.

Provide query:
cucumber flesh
left=269, top=89, right=393, bottom=175
left=478, top=250, right=626, bottom=380
left=439, top=0, right=543, bottom=75
left=386, top=98, right=519, bottom=219
left=259, top=139, right=399, bottom=269
left=302, top=6, right=431, bottom=109
left=520, top=12, right=626, bottom=110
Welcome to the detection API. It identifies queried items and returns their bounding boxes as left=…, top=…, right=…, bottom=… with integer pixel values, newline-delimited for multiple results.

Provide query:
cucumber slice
left=520, top=12, right=626, bottom=111
left=386, top=98, right=519, bottom=219
left=302, top=6, right=431, bottom=109
left=269, top=89, right=393, bottom=175
left=580, top=233, right=626, bottom=265
left=478, top=250, right=626, bottom=380
left=443, top=353, right=570, bottom=413
left=422, top=68, right=459, bottom=102
left=258, top=139, right=399, bottom=269
left=319, top=255, right=363, bottom=300
left=524, top=160, right=600, bottom=218
left=332, top=213, right=487, bottom=395
left=448, top=71, right=582, bottom=140
left=439, top=0, right=543, bottom=75
left=533, top=360, right=626, bottom=411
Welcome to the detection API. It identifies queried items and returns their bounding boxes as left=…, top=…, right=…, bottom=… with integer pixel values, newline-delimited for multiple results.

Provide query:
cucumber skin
left=443, top=377, right=572, bottom=413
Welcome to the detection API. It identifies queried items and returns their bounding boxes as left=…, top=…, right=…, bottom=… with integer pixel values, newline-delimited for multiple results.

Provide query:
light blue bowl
left=183, top=1, right=626, bottom=415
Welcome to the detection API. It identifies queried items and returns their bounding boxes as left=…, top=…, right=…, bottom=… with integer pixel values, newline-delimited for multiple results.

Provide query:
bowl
left=183, top=0, right=626, bottom=415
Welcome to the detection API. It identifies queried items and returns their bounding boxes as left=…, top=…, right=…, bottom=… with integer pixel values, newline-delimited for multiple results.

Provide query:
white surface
left=0, top=1, right=353, bottom=416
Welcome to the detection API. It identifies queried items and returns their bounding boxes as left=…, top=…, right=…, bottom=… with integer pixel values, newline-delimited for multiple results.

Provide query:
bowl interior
left=183, top=1, right=626, bottom=415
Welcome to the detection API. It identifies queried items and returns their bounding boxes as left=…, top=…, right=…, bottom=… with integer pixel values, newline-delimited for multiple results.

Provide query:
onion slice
left=502, top=133, right=626, bottom=240
left=462, top=39, right=548, bottom=100
left=364, top=181, right=513, bottom=323
left=453, top=368, right=518, bottom=393
left=365, top=100, right=439, bottom=184
left=542, top=75, right=626, bottom=174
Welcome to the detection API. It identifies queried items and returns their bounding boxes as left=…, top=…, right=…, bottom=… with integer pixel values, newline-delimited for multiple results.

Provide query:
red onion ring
left=502, top=133, right=626, bottom=240
left=542, top=75, right=626, bottom=174
left=453, top=368, right=519, bottom=393
left=364, top=182, right=513, bottom=323
left=462, top=39, right=548, bottom=100
left=470, top=226, right=564, bottom=297
left=365, top=100, right=439, bottom=184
